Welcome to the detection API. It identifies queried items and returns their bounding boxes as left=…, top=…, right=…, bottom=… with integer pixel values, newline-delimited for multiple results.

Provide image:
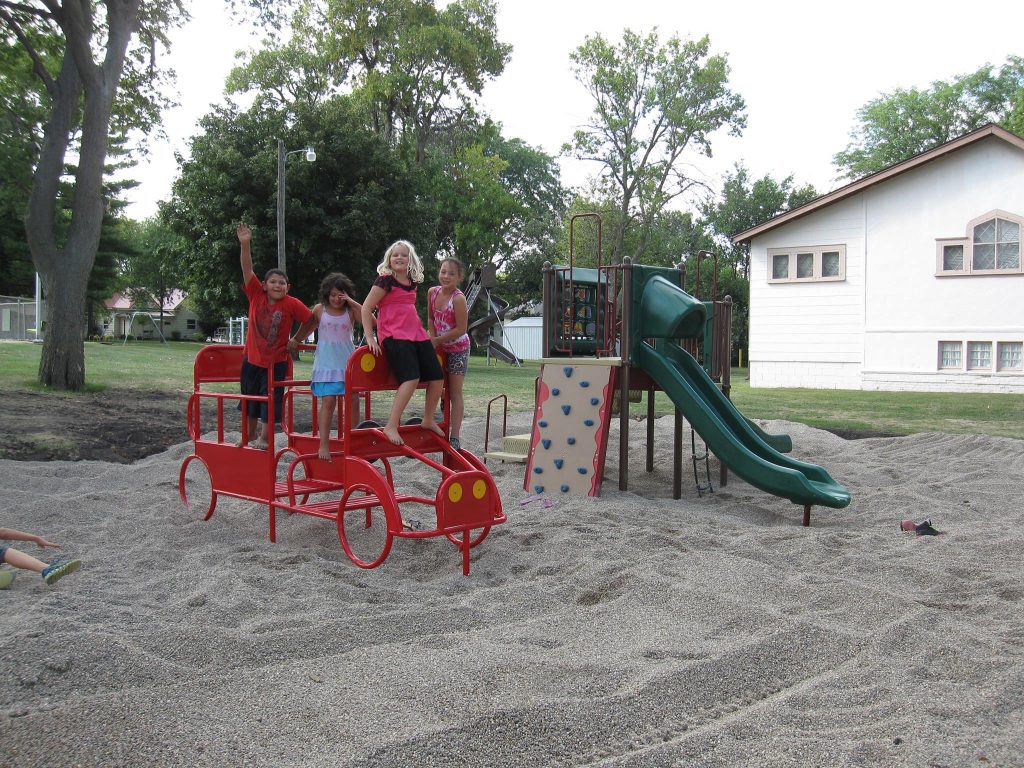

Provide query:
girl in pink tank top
left=428, top=257, right=470, bottom=450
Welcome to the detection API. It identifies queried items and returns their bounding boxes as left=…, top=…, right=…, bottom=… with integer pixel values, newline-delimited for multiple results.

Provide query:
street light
left=276, top=139, right=317, bottom=273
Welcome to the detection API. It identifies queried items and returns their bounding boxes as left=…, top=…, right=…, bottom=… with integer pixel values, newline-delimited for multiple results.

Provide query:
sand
left=1, top=413, right=1023, bottom=767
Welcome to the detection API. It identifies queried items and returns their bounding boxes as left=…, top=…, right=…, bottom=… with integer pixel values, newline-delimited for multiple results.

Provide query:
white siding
left=749, top=135, right=1024, bottom=393
left=494, top=318, right=543, bottom=361
left=749, top=195, right=866, bottom=388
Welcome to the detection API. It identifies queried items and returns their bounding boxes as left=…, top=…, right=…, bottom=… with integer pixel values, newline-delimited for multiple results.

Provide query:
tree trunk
left=23, top=0, right=141, bottom=390
left=37, top=269, right=88, bottom=389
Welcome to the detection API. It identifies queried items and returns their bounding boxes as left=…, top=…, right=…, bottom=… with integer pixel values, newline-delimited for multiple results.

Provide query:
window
left=767, top=245, right=846, bottom=283
left=967, top=341, right=992, bottom=370
left=942, top=244, right=964, bottom=271
left=939, top=340, right=1023, bottom=373
left=937, top=210, right=1024, bottom=276
left=939, top=341, right=962, bottom=369
left=998, top=342, right=1023, bottom=371
left=186, top=319, right=197, bottom=330
left=772, top=253, right=789, bottom=280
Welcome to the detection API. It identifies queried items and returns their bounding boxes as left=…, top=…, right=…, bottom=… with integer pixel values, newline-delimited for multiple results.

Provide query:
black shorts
left=381, top=338, right=443, bottom=384
left=238, top=358, right=288, bottom=423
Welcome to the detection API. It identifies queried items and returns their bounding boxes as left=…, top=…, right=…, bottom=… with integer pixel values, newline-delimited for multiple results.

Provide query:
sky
left=124, top=0, right=1024, bottom=219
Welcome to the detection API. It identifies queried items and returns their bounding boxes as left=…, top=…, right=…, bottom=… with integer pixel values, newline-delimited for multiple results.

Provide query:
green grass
left=2, top=341, right=1022, bottom=439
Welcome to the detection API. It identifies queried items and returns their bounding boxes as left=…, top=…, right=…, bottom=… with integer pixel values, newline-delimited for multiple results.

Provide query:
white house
left=101, top=289, right=200, bottom=341
left=733, top=123, right=1024, bottom=394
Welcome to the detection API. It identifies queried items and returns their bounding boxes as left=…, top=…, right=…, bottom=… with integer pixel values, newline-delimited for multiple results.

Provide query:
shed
left=493, top=316, right=543, bottom=361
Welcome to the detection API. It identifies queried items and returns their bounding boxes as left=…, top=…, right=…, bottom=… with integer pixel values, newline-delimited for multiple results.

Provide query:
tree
left=0, top=1, right=288, bottom=389
left=564, top=29, right=745, bottom=264
left=228, top=0, right=511, bottom=164
left=698, top=163, right=818, bottom=353
left=429, top=120, right=568, bottom=272
left=116, top=217, right=188, bottom=341
left=701, top=164, right=817, bottom=280
left=0, top=1, right=193, bottom=388
left=834, top=56, right=1024, bottom=179
left=162, top=96, right=437, bottom=325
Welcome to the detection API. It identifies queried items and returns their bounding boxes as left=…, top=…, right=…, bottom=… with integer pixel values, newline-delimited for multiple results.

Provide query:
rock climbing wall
left=523, top=359, right=619, bottom=497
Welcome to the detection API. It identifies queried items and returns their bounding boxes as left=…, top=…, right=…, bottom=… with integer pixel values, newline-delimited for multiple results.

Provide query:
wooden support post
left=646, top=387, right=655, bottom=473
left=803, top=504, right=811, bottom=527
left=673, top=408, right=682, bottom=500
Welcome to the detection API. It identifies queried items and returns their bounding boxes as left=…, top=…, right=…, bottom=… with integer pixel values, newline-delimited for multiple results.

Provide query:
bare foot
left=235, top=438, right=248, bottom=448
left=317, top=442, right=332, bottom=461
left=381, top=425, right=404, bottom=445
left=252, top=437, right=269, bottom=450
left=419, top=420, right=445, bottom=438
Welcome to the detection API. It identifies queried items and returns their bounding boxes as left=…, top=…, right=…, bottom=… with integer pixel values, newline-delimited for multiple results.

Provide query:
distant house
left=733, top=123, right=1024, bottom=394
left=101, top=289, right=200, bottom=340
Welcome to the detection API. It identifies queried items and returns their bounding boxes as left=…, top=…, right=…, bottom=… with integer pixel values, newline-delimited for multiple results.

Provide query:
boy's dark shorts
left=381, top=338, right=444, bottom=384
left=238, top=358, right=289, bottom=423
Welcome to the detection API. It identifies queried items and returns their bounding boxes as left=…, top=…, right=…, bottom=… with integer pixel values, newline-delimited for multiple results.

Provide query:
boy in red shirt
left=235, top=223, right=313, bottom=449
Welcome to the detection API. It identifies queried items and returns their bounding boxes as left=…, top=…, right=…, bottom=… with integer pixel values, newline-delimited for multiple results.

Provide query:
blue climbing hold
left=538, top=420, right=547, bottom=428
left=590, top=397, right=599, bottom=406
left=533, top=467, right=543, bottom=474
left=563, top=367, right=573, bottom=377
left=567, top=437, right=576, bottom=445
left=554, top=459, right=564, bottom=469
left=580, top=380, right=590, bottom=388
left=584, top=419, right=594, bottom=427
left=534, top=485, right=544, bottom=493
left=560, top=484, right=570, bottom=493
left=577, top=467, right=588, bottom=475
left=552, top=387, right=560, bottom=396
left=561, top=404, right=571, bottom=415
left=541, top=439, right=551, bottom=449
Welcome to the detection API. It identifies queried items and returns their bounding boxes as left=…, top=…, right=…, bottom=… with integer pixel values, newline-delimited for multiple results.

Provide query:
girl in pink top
left=428, top=257, right=470, bottom=450
left=361, top=240, right=444, bottom=446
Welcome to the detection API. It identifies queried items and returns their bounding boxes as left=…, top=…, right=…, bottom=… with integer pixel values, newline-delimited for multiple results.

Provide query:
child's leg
left=383, top=380, right=419, bottom=445
left=447, top=372, right=465, bottom=440
left=253, top=419, right=269, bottom=450
left=420, top=379, right=445, bottom=437
left=2, top=546, right=47, bottom=573
left=317, top=395, right=337, bottom=460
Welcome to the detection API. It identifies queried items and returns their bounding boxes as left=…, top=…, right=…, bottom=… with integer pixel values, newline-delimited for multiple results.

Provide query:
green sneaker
left=42, top=559, right=81, bottom=586
left=0, top=570, right=15, bottom=589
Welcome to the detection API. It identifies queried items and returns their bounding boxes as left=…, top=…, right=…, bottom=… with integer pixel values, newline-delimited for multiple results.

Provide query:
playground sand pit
left=1, top=414, right=1023, bottom=767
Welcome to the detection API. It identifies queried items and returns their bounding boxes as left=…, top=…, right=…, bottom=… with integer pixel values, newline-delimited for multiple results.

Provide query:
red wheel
left=337, top=483, right=395, bottom=569
left=278, top=449, right=311, bottom=506
left=179, top=454, right=217, bottom=520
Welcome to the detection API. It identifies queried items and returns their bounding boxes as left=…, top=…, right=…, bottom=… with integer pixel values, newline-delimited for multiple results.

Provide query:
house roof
left=732, top=123, right=1024, bottom=244
left=505, top=316, right=544, bottom=327
left=105, top=289, right=188, bottom=312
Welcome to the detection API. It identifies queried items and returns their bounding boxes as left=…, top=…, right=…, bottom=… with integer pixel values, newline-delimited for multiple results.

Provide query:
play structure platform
left=179, top=344, right=505, bottom=574
left=523, top=214, right=851, bottom=525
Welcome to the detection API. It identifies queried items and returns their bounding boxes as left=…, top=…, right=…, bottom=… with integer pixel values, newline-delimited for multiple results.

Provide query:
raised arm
left=361, top=285, right=386, bottom=355
left=237, top=223, right=255, bottom=285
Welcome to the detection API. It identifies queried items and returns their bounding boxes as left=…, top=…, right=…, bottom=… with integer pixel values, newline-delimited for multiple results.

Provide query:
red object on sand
left=179, top=344, right=505, bottom=575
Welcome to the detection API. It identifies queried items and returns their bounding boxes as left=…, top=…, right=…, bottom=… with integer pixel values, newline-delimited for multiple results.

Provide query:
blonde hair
left=377, top=239, right=425, bottom=284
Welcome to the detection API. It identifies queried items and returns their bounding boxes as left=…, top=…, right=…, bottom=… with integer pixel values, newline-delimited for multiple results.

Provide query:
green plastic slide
left=637, top=340, right=850, bottom=509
